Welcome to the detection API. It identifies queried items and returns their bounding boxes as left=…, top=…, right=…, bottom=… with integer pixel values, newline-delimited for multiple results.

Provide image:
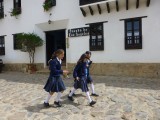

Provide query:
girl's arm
left=88, top=59, right=92, bottom=66
left=50, top=60, right=63, bottom=75
left=82, top=62, right=88, bottom=76
left=73, top=64, right=80, bottom=78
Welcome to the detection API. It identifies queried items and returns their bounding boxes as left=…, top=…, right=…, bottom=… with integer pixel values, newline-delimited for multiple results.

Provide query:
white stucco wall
left=0, top=0, right=160, bottom=65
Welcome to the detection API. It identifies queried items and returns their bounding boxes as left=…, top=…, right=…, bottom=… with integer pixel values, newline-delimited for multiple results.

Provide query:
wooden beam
left=106, top=2, right=110, bottom=13
left=119, top=16, right=147, bottom=21
left=89, top=6, right=94, bottom=15
left=126, top=0, right=129, bottom=10
left=97, top=4, right=101, bottom=14
left=80, top=7, right=86, bottom=17
left=147, top=0, right=150, bottom=7
left=116, top=0, right=119, bottom=12
left=85, top=21, right=108, bottom=25
left=136, top=0, right=139, bottom=9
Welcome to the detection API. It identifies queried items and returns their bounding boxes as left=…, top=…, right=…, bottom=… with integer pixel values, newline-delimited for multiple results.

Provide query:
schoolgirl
left=68, top=54, right=96, bottom=106
left=43, top=49, right=69, bottom=107
left=69, top=51, right=99, bottom=97
left=85, top=51, right=99, bottom=96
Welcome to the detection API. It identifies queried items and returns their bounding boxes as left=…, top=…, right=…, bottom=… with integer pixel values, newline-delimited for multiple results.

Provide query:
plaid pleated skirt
left=74, top=76, right=89, bottom=92
left=44, top=76, right=66, bottom=92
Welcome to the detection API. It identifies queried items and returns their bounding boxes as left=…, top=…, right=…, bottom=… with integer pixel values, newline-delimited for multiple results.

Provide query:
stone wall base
left=67, top=63, right=160, bottom=78
left=3, top=63, right=44, bottom=72
left=3, top=63, right=160, bottom=78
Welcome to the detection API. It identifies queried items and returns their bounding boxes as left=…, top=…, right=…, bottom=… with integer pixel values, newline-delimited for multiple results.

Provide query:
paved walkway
left=0, top=72, right=160, bottom=120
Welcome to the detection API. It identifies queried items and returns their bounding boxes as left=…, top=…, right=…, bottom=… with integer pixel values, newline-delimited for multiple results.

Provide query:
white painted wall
left=0, top=0, right=160, bottom=64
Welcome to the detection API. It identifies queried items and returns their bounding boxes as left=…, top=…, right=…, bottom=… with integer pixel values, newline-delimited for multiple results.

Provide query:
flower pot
left=27, top=64, right=37, bottom=74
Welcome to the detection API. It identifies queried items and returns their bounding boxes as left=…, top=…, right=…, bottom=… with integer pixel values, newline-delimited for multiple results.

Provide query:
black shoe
left=89, top=101, right=96, bottom=106
left=91, top=93, right=99, bottom=97
left=54, top=101, right=62, bottom=107
left=44, top=102, right=50, bottom=107
left=68, top=96, right=74, bottom=101
left=70, top=90, right=76, bottom=96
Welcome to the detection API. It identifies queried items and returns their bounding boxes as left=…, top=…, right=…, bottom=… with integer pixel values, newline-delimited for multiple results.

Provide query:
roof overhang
left=35, top=19, right=69, bottom=32
left=80, top=0, right=151, bottom=17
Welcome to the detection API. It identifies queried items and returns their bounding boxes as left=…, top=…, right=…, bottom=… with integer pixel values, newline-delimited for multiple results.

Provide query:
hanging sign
left=68, top=27, right=89, bottom=37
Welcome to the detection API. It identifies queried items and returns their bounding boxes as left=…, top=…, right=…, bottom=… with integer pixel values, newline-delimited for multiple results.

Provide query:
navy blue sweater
left=73, top=62, right=87, bottom=78
left=49, top=58, right=63, bottom=77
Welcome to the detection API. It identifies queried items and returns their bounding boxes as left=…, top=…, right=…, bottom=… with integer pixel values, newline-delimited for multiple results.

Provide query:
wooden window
left=89, top=23, right=104, bottom=51
left=14, top=0, right=21, bottom=8
left=13, top=33, right=22, bottom=50
left=0, top=0, right=4, bottom=19
left=125, top=18, right=142, bottom=49
left=13, top=0, right=21, bottom=14
left=45, top=0, right=56, bottom=6
left=0, top=36, right=5, bottom=55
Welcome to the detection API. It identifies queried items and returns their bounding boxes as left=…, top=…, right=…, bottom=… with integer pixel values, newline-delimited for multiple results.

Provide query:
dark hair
left=51, top=49, right=64, bottom=59
left=77, top=54, right=87, bottom=64
left=85, top=51, right=91, bottom=55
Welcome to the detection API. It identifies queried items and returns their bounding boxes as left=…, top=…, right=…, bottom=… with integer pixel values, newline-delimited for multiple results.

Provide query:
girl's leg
left=68, top=88, right=76, bottom=101
left=85, top=91, right=96, bottom=106
left=90, top=82, right=99, bottom=96
left=90, top=82, right=95, bottom=94
left=44, top=92, right=54, bottom=107
left=55, top=92, right=62, bottom=102
left=85, top=91, right=92, bottom=103
left=54, top=91, right=63, bottom=107
left=69, top=88, right=76, bottom=97
left=44, top=92, right=54, bottom=103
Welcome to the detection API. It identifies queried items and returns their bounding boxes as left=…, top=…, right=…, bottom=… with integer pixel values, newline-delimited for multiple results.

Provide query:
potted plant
left=16, top=33, right=44, bottom=73
left=43, top=0, right=56, bottom=11
left=9, top=7, right=21, bottom=18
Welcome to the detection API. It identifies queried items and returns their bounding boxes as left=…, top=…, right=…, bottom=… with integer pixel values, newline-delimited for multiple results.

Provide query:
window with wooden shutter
left=0, top=0, right=4, bottom=19
left=125, top=18, right=142, bottom=49
left=89, top=23, right=104, bottom=51
left=0, top=36, right=5, bottom=55
left=13, top=33, right=22, bottom=50
left=13, top=0, right=21, bottom=14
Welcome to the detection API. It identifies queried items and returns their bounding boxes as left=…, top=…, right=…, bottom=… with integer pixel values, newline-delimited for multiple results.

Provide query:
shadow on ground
left=0, top=71, right=160, bottom=90
left=24, top=94, right=80, bottom=113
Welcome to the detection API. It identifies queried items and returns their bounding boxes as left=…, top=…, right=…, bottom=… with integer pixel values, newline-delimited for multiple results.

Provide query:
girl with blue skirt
left=70, top=51, right=99, bottom=97
left=44, top=49, right=69, bottom=107
left=68, top=54, right=96, bottom=106
left=85, top=51, right=99, bottom=97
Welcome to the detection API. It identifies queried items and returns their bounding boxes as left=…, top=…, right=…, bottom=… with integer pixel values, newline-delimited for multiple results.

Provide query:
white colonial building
left=0, top=0, right=160, bottom=77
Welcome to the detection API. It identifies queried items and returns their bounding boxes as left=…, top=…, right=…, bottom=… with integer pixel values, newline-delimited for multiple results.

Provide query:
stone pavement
left=0, top=72, right=160, bottom=120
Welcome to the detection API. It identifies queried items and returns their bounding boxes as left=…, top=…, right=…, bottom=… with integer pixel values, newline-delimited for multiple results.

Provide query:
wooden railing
left=79, top=0, right=106, bottom=6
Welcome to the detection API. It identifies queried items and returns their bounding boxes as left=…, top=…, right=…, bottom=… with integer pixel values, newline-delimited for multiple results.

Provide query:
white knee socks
left=86, top=91, right=92, bottom=103
left=69, top=88, right=76, bottom=96
left=90, top=83, right=95, bottom=94
left=44, top=93, right=52, bottom=103
left=56, top=92, right=62, bottom=102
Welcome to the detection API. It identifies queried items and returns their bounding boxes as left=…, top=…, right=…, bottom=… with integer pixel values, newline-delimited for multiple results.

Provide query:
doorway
left=46, top=29, right=66, bottom=66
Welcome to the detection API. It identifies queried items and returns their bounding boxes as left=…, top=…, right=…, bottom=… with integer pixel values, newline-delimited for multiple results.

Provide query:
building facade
left=0, top=0, right=160, bottom=77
